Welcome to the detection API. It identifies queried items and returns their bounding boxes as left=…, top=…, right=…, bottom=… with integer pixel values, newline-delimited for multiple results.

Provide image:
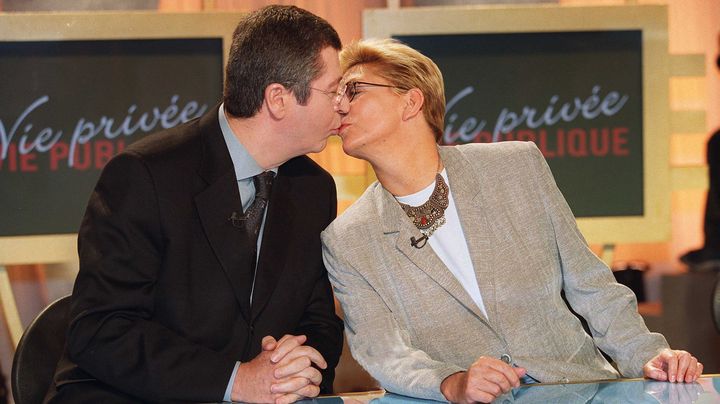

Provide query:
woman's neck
left=372, top=142, right=442, bottom=197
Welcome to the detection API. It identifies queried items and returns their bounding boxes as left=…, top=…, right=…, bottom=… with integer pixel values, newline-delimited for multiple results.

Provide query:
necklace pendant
left=398, top=171, right=450, bottom=242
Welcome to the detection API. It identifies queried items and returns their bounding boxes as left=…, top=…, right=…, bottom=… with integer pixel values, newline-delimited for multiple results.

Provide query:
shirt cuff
left=224, top=361, right=241, bottom=402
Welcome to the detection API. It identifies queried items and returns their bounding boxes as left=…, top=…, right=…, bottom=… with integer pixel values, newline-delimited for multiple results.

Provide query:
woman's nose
left=334, top=96, right=349, bottom=115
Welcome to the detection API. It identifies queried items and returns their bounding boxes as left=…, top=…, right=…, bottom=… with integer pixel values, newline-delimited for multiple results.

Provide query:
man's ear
left=264, top=83, right=291, bottom=120
left=402, top=88, right=424, bottom=121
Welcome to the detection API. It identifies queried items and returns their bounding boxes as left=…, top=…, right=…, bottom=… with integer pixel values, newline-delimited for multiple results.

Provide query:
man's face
left=289, top=46, right=342, bottom=154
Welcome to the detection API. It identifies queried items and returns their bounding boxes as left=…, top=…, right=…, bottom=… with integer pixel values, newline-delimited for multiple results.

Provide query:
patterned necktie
left=244, top=171, right=275, bottom=246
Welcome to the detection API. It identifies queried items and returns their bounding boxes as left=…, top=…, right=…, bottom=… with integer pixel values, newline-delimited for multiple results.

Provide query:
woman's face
left=335, top=64, right=406, bottom=161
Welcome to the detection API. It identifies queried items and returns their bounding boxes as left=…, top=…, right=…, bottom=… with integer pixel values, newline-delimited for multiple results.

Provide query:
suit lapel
left=250, top=168, right=296, bottom=320
left=194, top=107, right=254, bottom=320
left=441, top=147, right=499, bottom=326
left=377, top=184, right=488, bottom=323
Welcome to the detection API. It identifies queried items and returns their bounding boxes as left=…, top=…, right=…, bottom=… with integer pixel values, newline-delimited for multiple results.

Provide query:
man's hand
left=231, top=334, right=327, bottom=403
left=440, top=356, right=526, bottom=404
left=264, top=335, right=327, bottom=404
left=231, top=349, right=282, bottom=403
left=643, top=349, right=703, bottom=383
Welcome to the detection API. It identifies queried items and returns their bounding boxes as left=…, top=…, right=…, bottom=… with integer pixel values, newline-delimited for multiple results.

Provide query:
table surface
left=314, top=374, right=720, bottom=403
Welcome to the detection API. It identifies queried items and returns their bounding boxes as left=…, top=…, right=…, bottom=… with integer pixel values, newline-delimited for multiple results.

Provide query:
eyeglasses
left=334, top=81, right=408, bottom=104
left=309, top=87, right=338, bottom=100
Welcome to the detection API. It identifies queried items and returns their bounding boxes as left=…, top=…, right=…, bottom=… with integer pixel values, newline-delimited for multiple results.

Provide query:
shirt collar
left=218, top=103, right=277, bottom=181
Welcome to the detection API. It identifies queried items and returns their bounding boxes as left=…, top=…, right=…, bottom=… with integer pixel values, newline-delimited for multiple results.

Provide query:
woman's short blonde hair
left=340, top=38, right=445, bottom=142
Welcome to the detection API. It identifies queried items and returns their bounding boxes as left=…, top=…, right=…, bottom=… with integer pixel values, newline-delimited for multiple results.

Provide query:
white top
left=395, top=169, right=489, bottom=319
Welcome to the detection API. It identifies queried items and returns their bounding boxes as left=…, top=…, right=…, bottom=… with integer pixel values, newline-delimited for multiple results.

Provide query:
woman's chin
left=340, top=140, right=362, bottom=159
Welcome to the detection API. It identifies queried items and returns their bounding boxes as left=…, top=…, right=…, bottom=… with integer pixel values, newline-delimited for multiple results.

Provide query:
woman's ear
left=402, top=88, right=424, bottom=121
left=264, top=83, right=290, bottom=120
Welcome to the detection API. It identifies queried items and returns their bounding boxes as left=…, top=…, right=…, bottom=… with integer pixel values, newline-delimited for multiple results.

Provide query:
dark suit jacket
left=46, top=106, right=343, bottom=403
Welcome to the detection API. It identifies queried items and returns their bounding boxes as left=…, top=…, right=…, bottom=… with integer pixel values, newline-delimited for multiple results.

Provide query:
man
left=680, top=38, right=720, bottom=271
left=47, top=6, right=343, bottom=403
left=322, top=39, right=703, bottom=404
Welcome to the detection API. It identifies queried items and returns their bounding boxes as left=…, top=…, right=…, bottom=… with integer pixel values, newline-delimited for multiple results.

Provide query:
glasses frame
left=335, top=80, right=408, bottom=104
left=309, top=86, right=338, bottom=101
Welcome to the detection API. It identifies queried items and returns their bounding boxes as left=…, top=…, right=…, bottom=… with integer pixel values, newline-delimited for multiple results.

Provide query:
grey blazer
left=322, top=141, right=668, bottom=402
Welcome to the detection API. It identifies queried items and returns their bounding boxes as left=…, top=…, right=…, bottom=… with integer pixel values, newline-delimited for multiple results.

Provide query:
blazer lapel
left=194, top=107, right=254, bottom=320
left=440, top=147, right=500, bottom=326
left=249, top=168, right=296, bottom=320
left=377, top=185, right=488, bottom=322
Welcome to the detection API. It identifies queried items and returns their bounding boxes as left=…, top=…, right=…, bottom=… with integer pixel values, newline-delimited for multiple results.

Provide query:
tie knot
left=253, top=171, right=275, bottom=201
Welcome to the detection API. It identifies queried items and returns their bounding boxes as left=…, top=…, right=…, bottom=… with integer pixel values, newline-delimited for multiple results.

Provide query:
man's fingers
left=270, top=335, right=307, bottom=363
left=273, top=357, right=322, bottom=386
left=262, top=335, right=278, bottom=351
left=276, top=334, right=304, bottom=346
left=275, top=345, right=327, bottom=370
left=273, top=384, right=321, bottom=404
left=292, top=366, right=323, bottom=386
left=270, top=376, right=313, bottom=394
left=274, top=393, right=301, bottom=404
left=274, top=356, right=314, bottom=379
left=294, top=383, right=321, bottom=399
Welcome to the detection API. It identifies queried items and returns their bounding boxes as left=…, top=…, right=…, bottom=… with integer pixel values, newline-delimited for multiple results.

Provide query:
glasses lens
left=347, top=82, right=358, bottom=102
left=335, top=83, right=347, bottom=104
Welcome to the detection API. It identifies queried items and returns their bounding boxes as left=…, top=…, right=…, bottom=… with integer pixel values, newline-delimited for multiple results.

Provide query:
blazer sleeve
left=295, top=179, right=344, bottom=394
left=527, top=142, right=669, bottom=376
left=322, top=233, right=463, bottom=402
left=67, top=152, right=234, bottom=402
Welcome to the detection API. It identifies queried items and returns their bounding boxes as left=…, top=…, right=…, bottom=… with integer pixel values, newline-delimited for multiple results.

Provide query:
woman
left=321, top=39, right=702, bottom=403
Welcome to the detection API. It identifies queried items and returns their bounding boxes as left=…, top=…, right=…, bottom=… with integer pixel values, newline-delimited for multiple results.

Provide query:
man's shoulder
left=125, top=118, right=203, bottom=160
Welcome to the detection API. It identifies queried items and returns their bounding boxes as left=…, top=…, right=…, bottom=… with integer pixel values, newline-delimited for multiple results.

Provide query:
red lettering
left=20, top=152, right=38, bottom=172
left=556, top=129, right=565, bottom=157
left=0, top=143, right=39, bottom=172
left=1, top=143, right=17, bottom=171
left=50, top=142, right=69, bottom=170
left=589, top=128, right=610, bottom=156
left=73, top=142, right=92, bottom=170
left=567, top=128, right=588, bottom=157
left=613, top=127, right=629, bottom=156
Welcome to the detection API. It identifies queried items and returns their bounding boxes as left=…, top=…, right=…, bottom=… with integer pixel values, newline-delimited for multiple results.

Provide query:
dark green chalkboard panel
left=0, top=39, right=223, bottom=236
left=396, top=31, right=643, bottom=218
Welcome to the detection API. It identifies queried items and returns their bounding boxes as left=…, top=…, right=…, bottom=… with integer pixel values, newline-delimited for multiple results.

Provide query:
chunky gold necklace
left=398, top=172, right=449, bottom=248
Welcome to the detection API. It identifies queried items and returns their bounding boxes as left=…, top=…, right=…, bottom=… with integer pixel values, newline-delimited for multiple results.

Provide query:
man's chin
left=308, top=138, right=330, bottom=154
